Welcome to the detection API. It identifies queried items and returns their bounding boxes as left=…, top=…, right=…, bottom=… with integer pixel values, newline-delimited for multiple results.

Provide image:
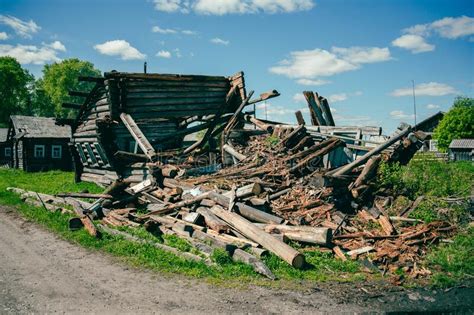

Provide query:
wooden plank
left=120, top=113, right=157, bottom=161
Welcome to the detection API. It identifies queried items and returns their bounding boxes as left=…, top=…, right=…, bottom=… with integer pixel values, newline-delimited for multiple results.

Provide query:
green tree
left=38, top=58, right=101, bottom=117
left=433, top=97, right=474, bottom=152
left=0, top=56, right=34, bottom=124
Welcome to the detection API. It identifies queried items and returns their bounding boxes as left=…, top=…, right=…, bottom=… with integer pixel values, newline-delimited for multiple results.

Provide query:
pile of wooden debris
left=7, top=117, right=456, bottom=281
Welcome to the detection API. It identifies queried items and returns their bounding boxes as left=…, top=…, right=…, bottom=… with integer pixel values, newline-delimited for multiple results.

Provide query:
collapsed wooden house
left=8, top=116, right=73, bottom=172
left=62, top=71, right=278, bottom=185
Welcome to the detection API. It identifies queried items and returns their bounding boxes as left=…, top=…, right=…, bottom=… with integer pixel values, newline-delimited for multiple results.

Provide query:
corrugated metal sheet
left=11, top=116, right=71, bottom=139
left=449, top=139, right=474, bottom=149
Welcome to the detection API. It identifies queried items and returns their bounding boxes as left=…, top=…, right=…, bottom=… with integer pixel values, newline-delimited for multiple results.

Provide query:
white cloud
left=153, top=0, right=314, bottom=14
left=174, top=48, right=182, bottom=58
left=156, top=50, right=171, bottom=58
left=331, top=46, right=391, bottom=64
left=293, top=93, right=306, bottom=103
left=0, top=32, right=8, bottom=40
left=296, top=78, right=331, bottom=86
left=392, top=34, right=435, bottom=53
left=391, top=82, right=458, bottom=97
left=407, top=16, right=474, bottom=39
left=182, top=29, right=197, bottom=35
left=153, top=0, right=189, bottom=13
left=47, top=40, right=66, bottom=52
left=0, top=42, right=64, bottom=64
left=0, top=15, right=40, bottom=38
left=426, top=104, right=440, bottom=109
left=210, top=37, right=229, bottom=45
left=328, top=93, right=347, bottom=103
left=394, top=16, right=474, bottom=54
left=94, top=40, right=146, bottom=60
left=390, top=110, right=414, bottom=120
left=152, top=26, right=177, bottom=34
left=269, top=46, right=391, bottom=80
left=354, top=91, right=363, bottom=96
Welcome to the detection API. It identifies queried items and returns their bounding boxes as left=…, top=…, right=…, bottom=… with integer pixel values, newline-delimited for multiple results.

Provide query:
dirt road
left=0, top=205, right=472, bottom=314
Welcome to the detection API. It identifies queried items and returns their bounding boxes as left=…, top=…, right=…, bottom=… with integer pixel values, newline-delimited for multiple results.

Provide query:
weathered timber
left=232, top=249, right=275, bottom=280
left=289, top=139, right=344, bottom=173
left=295, top=110, right=306, bottom=125
left=120, top=113, right=157, bottom=161
left=244, top=114, right=274, bottom=133
left=330, top=126, right=411, bottom=177
left=69, top=198, right=98, bottom=237
left=56, top=192, right=113, bottom=199
left=207, top=191, right=284, bottom=224
left=209, top=205, right=305, bottom=268
left=303, top=91, right=326, bottom=126
left=222, top=183, right=262, bottom=199
left=196, top=207, right=229, bottom=233
left=258, top=224, right=332, bottom=246
left=223, top=144, right=247, bottom=161
left=352, top=155, right=381, bottom=188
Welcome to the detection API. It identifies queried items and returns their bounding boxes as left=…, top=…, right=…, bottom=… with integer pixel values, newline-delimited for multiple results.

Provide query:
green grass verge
left=425, top=227, right=474, bottom=287
left=0, top=168, right=365, bottom=288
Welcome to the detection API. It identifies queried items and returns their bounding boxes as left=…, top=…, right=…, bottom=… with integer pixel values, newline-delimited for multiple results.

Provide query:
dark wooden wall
left=0, top=142, right=11, bottom=166
left=13, top=138, right=73, bottom=172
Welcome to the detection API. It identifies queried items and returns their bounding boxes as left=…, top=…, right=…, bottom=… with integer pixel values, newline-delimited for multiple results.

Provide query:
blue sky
left=1, top=0, right=473, bottom=133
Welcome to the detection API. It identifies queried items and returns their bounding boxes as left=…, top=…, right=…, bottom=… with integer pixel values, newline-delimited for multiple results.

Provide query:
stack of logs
left=7, top=121, right=455, bottom=281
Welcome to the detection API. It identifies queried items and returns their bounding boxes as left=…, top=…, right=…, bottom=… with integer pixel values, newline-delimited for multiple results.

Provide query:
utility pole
left=412, top=80, right=417, bottom=129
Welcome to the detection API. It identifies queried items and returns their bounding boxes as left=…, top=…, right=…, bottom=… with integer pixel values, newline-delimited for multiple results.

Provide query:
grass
left=0, top=168, right=365, bottom=288
left=425, top=228, right=474, bottom=287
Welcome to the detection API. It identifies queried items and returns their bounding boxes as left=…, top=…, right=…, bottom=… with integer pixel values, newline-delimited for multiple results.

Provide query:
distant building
left=0, top=128, right=11, bottom=166
left=448, top=139, right=474, bottom=162
left=415, top=111, right=445, bottom=152
left=7, top=116, right=73, bottom=172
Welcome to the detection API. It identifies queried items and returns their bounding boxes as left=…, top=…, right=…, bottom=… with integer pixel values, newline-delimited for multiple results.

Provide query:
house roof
left=10, top=115, right=71, bottom=139
left=0, top=128, right=8, bottom=142
left=449, top=139, right=474, bottom=149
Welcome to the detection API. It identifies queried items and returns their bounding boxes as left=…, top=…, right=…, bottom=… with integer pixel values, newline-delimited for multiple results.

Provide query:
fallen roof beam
left=62, top=102, right=82, bottom=109
left=120, top=113, right=157, bottom=162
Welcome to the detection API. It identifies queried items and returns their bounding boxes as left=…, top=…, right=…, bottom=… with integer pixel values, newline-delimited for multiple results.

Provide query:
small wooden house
left=64, top=71, right=247, bottom=185
left=448, top=139, right=474, bottom=161
left=415, top=111, right=444, bottom=152
left=8, top=115, right=73, bottom=172
left=0, top=128, right=11, bottom=166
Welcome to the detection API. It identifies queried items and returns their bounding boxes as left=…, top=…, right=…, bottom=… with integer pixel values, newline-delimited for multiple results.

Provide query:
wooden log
left=352, top=155, right=381, bottom=188
left=222, top=183, right=262, bottom=199
left=69, top=199, right=98, bottom=237
left=319, top=97, right=335, bottom=126
left=289, top=139, right=343, bottom=173
left=209, top=205, right=305, bottom=268
left=244, top=114, right=274, bottom=133
left=303, top=91, right=326, bottom=126
left=207, top=192, right=284, bottom=224
left=56, top=192, right=113, bottom=199
left=259, top=224, right=332, bottom=246
left=196, top=207, right=229, bottom=233
left=295, top=110, right=306, bottom=125
left=145, top=191, right=213, bottom=216
left=223, top=144, right=247, bottom=162
left=114, top=150, right=149, bottom=163
left=99, top=224, right=208, bottom=264
left=330, top=126, right=411, bottom=177
left=232, top=248, right=275, bottom=280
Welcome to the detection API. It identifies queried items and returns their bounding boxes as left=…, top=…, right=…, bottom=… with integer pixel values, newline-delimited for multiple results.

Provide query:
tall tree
left=433, top=97, right=474, bottom=152
left=38, top=58, right=101, bottom=117
left=0, top=56, right=34, bottom=124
